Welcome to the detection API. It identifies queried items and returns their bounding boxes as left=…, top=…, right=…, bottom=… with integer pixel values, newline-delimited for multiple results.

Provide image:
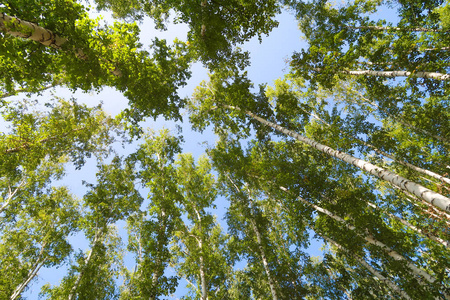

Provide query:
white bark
left=199, top=239, right=208, bottom=300
left=279, top=186, right=437, bottom=284
left=224, top=105, right=450, bottom=213
left=398, top=187, right=450, bottom=223
left=10, top=259, right=46, bottom=300
left=341, top=69, right=450, bottom=81
left=0, top=13, right=67, bottom=48
left=0, top=179, right=25, bottom=214
left=0, top=13, right=121, bottom=76
left=68, top=232, right=101, bottom=300
left=10, top=243, right=48, bottom=300
left=423, top=46, right=450, bottom=51
left=303, top=107, right=450, bottom=185
left=201, top=0, right=207, bottom=37
left=322, top=234, right=412, bottom=300
left=347, top=86, right=450, bottom=145
left=149, top=207, right=167, bottom=300
left=192, top=207, right=208, bottom=300
left=402, top=194, right=450, bottom=227
left=251, top=219, right=279, bottom=300
left=367, top=201, right=448, bottom=248
left=347, top=25, right=446, bottom=33
left=226, top=176, right=278, bottom=300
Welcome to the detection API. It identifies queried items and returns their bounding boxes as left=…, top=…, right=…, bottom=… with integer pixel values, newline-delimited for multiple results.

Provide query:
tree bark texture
left=0, top=13, right=67, bottom=48
left=321, top=234, right=412, bottom=300
left=279, top=186, right=437, bottom=284
left=224, top=105, right=450, bottom=213
left=341, top=69, right=450, bottom=81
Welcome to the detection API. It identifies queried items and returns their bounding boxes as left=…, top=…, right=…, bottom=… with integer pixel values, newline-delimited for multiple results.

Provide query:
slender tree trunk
left=320, top=234, right=412, bottom=300
left=423, top=46, right=450, bottom=51
left=347, top=86, right=450, bottom=145
left=149, top=203, right=168, bottom=300
left=10, top=243, right=48, bottom=300
left=68, top=231, right=101, bottom=300
left=250, top=218, right=279, bottom=300
left=0, top=13, right=67, bottom=48
left=366, top=201, right=448, bottom=248
left=6, top=128, right=83, bottom=154
left=0, top=83, right=57, bottom=99
left=397, top=187, right=450, bottom=223
left=192, top=207, right=208, bottom=300
left=224, top=105, right=450, bottom=213
left=279, top=186, right=437, bottom=284
left=341, top=69, right=450, bottom=80
left=201, top=0, right=207, bottom=36
left=403, top=194, right=450, bottom=227
left=302, top=107, right=450, bottom=185
left=247, top=194, right=278, bottom=300
left=0, top=180, right=25, bottom=214
left=198, top=239, right=208, bottom=300
left=226, top=176, right=278, bottom=300
left=0, top=13, right=121, bottom=76
left=346, top=25, right=447, bottom=33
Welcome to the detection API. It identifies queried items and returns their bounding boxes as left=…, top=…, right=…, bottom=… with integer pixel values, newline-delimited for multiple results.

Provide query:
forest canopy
left=0, top=0, right=449, bottom=299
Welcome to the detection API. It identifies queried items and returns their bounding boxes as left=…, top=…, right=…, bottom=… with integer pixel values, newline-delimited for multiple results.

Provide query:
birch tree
left=41, top=157, right=143, bottom=299
left=121, top=130, right=183, bottom=299
left=0, top=186, right=80, bottom=299
left=94, top=0, right=281, bottom=68
left=189, top=67, right=449, bottom=298
left=0, top=0, right=191, bottom=120
left=190, top=72, right=450, bottom=213
left=287, top=0, right=450, bottom=91
left=171, top=154, right=231, bottom=300
left=0, top=97, right=123, bottom=298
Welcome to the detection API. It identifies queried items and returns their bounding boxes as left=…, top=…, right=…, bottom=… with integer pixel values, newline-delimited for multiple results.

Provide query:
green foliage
left=1, top=1, right=450, bottom=299
left=94, top=0, right=281, bottom=68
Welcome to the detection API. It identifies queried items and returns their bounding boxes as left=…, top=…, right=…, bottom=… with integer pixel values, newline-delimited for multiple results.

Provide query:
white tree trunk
left=341, top=69, right=450, bottom=80
left=199, top=241, right=208, bottom=300
left=366, top=201, right=448, bottom=248
left=302, top=107, right=450, bottom=185
left=224, top=105, right=450, bottom=213
left=0, top=13, right=67, bottom=48
left=321, top=234, right=412, bottom=300
left=0, top=179, right=26, bottom=214
left=193, top=207, right=208, bottom=300
left=10, top=244, right=47, bottom=300
left=251, top=219, right=279, bottom=300
left=68, top=232, right=100, bottom=300
left=0, top=13, right=121, bottom=76
left=279, top=186, right=437, bottom=284
left=226, top=176, right=278, bottom=300
left=347, top=25, right=446, bottom=33
left=398, top=187, right=450, bottom=223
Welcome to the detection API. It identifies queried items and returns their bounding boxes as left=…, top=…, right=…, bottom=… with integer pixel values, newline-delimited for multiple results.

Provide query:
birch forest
left=1, top=0, right=449, bottom=299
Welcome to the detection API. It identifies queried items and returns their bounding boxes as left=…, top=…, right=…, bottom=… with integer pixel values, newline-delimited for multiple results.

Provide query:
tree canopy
left=1, top=0, right=449, bottom=299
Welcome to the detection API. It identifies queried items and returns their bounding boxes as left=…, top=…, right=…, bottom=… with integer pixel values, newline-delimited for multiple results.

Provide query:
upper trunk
left=0, top=12, right=67, bottom=48
left=301, top=105, right=450, bottom=184
left=341, top=69, right=450, bottom=81
left=279, top=186, right=437, bottom=284
left=224, top=105, right=450, bottom=213
left=321, top=234, right=412, bottom=300
left=346, top=25, right=447, bottom=33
